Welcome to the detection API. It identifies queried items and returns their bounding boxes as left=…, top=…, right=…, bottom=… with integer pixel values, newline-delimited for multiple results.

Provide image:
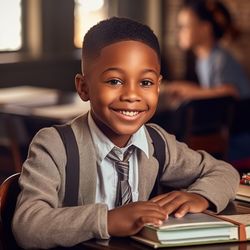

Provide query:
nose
left=120, top=82, right=141, bottom=102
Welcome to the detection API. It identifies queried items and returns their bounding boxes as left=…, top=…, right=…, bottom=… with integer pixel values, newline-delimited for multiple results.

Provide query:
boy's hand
left=107, top=201, right=166, bottom=237
left=150, top=191, right=209, bottom=218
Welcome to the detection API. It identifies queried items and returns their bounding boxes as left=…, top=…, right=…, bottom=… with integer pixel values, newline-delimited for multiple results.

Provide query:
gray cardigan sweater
left=12, top=114, right=239, bottom=249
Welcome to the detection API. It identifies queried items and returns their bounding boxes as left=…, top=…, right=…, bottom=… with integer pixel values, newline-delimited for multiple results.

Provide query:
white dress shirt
left=87, top=112, right=149, bottom=209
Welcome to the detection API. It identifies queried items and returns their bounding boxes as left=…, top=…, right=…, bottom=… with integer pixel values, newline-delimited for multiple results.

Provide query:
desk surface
left=83, top=238, right=250, bottom=250
left=0, top=86, right=90, bottom=122
left=53, top=201, right=250, bottom=250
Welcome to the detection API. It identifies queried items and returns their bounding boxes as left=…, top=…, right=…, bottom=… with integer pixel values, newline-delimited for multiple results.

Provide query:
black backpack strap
left=54, top=124, right=80, bottom=207
left=146, top=125, right=166, bottom=198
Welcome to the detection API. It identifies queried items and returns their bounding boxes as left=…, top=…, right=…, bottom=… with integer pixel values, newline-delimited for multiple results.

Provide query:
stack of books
left=236, top=173, right=250, bottom=202
left=132, top=212, right=250, bottom=248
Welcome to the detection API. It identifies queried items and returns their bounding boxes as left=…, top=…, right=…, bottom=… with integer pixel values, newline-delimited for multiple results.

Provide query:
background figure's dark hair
left=82, top=17, right=161, bottom=67
left=181, top=0, right=237, bottom=40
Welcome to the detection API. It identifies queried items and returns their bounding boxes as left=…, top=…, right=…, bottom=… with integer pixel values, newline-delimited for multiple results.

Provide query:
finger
left=138, top=202, right=168, bottom=219
left=138, top=216, right=164, bottom=228
left=162, top=199, right=182, bottom=215
left=161, top=195, right=189, bottom=215
left=142, top=207, right=167, bottom=219
left=174, top=202, right=191, bottom=218
left=140, top=202, right=170, bottom=218
left=128, top=200, right=163, bottom=209
left=139, top=201, right=167, bottom=215
left=150, top=191, right=179, bottom=203
left=156, top=194, right=178, bottom=207
left=150, top=193, right=169, bottom=202
left=152, top=192, right=181, bottom=207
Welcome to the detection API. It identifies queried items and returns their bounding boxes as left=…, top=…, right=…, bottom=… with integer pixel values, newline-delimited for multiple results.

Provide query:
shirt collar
left=87, top=112, right=149, bottom=164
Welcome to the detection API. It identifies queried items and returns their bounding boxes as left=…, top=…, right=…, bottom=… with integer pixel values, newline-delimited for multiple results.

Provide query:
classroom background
left=0, top=0, right=250, bottom=182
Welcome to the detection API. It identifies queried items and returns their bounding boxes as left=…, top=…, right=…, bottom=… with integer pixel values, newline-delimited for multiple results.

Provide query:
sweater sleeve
left=150, top=124, right=240, bottom=213
left=12, top=127, right=109, bottom=249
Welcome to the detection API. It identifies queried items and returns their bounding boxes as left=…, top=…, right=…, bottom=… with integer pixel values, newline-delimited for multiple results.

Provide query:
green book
left=132, top=213, right=250, bottom=248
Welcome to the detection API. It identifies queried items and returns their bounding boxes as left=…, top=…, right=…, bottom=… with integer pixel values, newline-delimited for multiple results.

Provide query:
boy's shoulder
left=31, top=113, right=88, bottom=145
left=145, top=122, right=184, bottom=155
left=145, top=122, right=174, bottom=142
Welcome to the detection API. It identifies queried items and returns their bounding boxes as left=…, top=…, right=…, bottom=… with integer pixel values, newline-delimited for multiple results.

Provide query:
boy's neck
left=108, top=134, right=132, bottom=148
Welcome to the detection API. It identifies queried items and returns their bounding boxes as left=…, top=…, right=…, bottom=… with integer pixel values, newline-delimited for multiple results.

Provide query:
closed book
left=236, top=184, right=250, bottom=202
left=132, top=212, right=250, bottom=248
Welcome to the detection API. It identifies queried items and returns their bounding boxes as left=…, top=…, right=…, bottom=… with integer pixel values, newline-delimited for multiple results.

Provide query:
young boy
left=12, top=17, right=239, bottom=249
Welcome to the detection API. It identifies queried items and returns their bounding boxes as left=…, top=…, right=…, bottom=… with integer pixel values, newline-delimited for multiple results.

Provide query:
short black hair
left=82, top=17, right=161, bottom=67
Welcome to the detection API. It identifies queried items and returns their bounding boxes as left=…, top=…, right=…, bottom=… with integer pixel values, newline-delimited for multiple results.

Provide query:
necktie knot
left=108, top=145, right=135, bottom=162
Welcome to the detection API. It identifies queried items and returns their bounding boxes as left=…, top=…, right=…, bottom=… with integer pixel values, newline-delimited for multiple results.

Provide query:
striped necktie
left=107, top=145, right=135, bottom=207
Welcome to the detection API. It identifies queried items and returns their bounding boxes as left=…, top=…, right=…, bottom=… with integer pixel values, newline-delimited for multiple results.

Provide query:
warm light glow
left=77, top=0, right=104, bottom=12
left=0, top=0, right=22, bottom=51
left=74, top=0, right=108, bottom=48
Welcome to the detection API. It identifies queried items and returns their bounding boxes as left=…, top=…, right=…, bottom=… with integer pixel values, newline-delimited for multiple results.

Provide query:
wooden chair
left=181, top=96, right=235, bottom=160
left=0, top=173, right=21, bottom=250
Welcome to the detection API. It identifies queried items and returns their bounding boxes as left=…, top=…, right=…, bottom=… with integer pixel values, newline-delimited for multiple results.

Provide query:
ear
left=157, top=75, right=163, bottom=94
left=75, top=73, right=89, bottom=101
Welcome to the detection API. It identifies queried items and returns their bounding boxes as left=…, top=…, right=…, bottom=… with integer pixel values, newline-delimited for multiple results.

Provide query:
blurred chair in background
left=182, top=96, right=235, bottom=160
left=151, top=95, right=235, bottom=161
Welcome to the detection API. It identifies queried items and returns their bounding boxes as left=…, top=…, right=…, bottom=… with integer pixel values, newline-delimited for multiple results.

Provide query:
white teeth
left=119, top=110, right=139, bottom=116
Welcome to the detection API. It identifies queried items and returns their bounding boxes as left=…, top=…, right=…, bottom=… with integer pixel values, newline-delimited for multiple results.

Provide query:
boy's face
left=76, top=40, right=161, bottom=147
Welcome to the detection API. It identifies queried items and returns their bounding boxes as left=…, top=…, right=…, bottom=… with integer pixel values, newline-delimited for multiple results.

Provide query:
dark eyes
left=106, top=79, right=122, bottom=85
left=140, top=80, right=153, bottom=87
left=105, top=79, right=154, bottom=87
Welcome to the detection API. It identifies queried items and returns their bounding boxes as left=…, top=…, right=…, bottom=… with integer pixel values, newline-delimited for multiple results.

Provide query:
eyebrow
left=101, top=67, right=159, bottom=77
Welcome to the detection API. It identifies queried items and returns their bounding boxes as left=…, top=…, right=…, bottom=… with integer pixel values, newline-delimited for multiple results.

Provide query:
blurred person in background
left=160, top=0, right=250, bottom=164
left=163, top=0, right=250, bottom=103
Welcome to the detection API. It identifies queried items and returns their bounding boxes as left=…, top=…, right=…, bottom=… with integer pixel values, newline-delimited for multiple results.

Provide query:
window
left=0, top=0, right=22, bottom=51
left=74, top=0, right=108, bottom=48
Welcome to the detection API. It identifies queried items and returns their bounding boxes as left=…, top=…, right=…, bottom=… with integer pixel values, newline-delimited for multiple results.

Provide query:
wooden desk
left=82, top=238, right=250, bottom=250
left=52, top=201, right=250, bottom=250
left=0, top=86, right=90, bottom=123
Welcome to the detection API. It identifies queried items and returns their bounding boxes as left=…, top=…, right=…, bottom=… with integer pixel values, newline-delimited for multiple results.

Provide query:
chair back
left=181, top=96, right=235, bottom=160
left=231, top=97, right=250, bottom=134
left=0, top=173, right=21, bottom=250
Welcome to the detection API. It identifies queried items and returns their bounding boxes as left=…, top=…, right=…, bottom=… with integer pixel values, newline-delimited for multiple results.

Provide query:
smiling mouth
left=111, top=108, right=144, bottom=117
left=118, top=110, right=140, bottom=117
